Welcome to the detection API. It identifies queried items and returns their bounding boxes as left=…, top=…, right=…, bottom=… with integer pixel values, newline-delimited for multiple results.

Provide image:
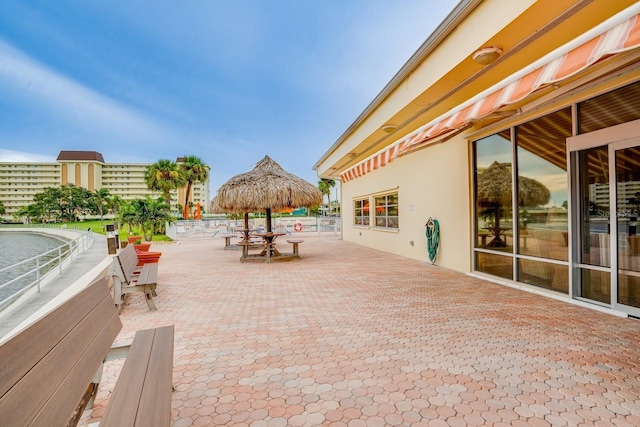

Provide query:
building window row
left=353, top=191, right=399, bottom=229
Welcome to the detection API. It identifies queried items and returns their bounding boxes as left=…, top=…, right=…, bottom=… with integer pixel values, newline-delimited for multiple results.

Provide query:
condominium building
left=0, top=150, right=210, bottom=217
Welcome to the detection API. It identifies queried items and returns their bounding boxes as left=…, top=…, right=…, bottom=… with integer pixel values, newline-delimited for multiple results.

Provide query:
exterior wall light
left=472, top=46, right=503, bottom=65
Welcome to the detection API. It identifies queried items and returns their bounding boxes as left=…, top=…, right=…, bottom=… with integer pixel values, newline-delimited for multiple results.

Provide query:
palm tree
left=93, top=188, right=111, bottom=226
left=108, top=194, right=124, bottom=226
left=144, top=159, right=186, bottom=210
left=179, top=155, right=210, bottom=219
left=118, top=200, right=138, bottom=235
left=187, top=201, right=195, bottom=219
left=317, top=178, right=335, bottom=215
left=130, top=196, right=172, bottom=241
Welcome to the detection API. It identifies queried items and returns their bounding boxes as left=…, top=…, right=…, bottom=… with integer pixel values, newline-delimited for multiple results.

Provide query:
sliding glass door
left=615, top=143, right=640, bottom=311
left=574, top=146, right=611, bottom=304
left=570, top=124, right=640, bottom=316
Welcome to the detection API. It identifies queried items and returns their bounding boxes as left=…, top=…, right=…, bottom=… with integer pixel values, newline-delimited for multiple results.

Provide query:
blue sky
left=0, top=0, right=459, bottom=194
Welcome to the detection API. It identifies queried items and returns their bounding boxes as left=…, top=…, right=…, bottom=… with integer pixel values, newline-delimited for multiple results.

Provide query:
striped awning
left=341, top=5, right=640, bottom=183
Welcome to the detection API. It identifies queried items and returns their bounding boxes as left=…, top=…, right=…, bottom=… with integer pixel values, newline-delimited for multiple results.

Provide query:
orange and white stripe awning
left=341, top=4, right=640, bottom=183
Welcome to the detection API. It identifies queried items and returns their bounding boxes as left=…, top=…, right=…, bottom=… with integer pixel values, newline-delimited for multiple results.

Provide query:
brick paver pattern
left=81, top=235, right=640, bottom=426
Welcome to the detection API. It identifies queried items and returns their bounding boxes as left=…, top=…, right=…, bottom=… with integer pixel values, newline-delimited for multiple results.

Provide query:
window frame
left=353, top=197, right=370, bottom=227
left=373, top=191, right=399, bottom=230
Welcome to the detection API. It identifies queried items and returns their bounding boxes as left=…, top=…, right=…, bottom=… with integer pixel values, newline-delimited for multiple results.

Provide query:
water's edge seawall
left=0, top=228, right=111, bottom=342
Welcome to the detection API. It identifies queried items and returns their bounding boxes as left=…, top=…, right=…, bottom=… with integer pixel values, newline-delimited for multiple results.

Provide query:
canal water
left=0, top=232, right=68, bottom=301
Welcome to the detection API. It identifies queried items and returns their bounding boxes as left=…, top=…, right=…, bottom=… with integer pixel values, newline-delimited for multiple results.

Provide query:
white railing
left=0, top=229, right=93, bottom=311
left=167, top=216, right=341, bottom=240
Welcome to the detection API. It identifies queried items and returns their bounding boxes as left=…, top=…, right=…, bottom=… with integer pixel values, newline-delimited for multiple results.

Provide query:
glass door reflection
left=615, top=145, right=640, bottom=309
left=576, top=146, right=611, bottom=304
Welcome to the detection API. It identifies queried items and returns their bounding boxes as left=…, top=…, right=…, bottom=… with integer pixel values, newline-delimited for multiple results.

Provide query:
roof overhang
left=314, top=0, right=640, bottom=181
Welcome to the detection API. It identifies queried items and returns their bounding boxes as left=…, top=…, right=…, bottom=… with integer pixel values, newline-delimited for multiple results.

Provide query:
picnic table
left=238, top=232, right=304, bottom=263
left=483, top=226, right=512, bottom=247
left=256, top=232, right=285, bottom=262
left=235, top=228, right=261, bottom=243
left=220, top=233, right=237, bottom=249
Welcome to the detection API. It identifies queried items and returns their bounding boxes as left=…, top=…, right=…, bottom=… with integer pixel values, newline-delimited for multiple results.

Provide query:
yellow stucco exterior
left=315, top=0, right=640, bottom=316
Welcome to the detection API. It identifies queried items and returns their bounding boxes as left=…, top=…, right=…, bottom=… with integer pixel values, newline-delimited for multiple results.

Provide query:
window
left=579, top=80, right=640, bottom=133
left=374, top=192, right=398, bottom=229
left=354, top=198, right=370, bottom=226
left=473, top=108, right=571, bottom=291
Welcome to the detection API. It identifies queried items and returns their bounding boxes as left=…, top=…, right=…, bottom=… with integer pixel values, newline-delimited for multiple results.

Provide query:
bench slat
left=136, top=326, right=174, bottom=426
left=0, top=279, right=122, bottom=427
left=118, top=245, right=140, bottom=282
left=100, top=325, right=174, bottom=427
left=0, top=279, right=111, bottom=398
left=30, top=312, right=122, bottom=427
left=141, top=263, right=158, bottom=285
left=100, top=330, right=153, bottom=426
left=134, top=263, right=153, bottom=286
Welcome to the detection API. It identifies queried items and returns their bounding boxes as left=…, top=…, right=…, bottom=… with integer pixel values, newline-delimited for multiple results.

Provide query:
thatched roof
left=210, top=196, right=227, bottom=214
left=216, top=156, right=323, bottom=212
left=477, top=161, right=550, bottom=207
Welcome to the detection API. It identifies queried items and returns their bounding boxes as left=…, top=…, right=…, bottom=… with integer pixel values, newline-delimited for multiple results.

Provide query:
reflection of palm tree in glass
left=478, top=162, right=550, bottom=247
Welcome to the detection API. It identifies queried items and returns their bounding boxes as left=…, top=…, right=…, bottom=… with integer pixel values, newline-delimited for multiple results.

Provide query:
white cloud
left=0, top=149, right=54, bottom=162
left=0, top=40, right=166, bottom=143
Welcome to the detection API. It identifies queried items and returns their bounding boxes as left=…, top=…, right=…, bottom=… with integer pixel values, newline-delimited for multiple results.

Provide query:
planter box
left=127, top=235, right=143, bottom=244
left=136, top=251, right=162, bottom=266
left=133, top=243, right=151, bottom=252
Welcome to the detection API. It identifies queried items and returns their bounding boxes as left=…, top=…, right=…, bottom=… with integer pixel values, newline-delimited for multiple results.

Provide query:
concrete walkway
left=0, top=232, right=110, bottom=339
left=81, top=235, right=640, bottom=426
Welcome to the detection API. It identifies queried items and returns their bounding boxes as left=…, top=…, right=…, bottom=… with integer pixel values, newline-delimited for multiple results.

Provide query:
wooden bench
left=0, top=277, right=174, bottom=427
left=286, top=239, right=304, bottom=256
left=237, top=241, right=267, bottom=262
left=220, top=233, right=237, bottom=249
left=111, top=244, right=160, bottom=311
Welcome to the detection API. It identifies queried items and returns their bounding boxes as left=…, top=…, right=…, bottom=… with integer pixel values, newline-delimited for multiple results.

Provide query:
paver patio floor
left=81, top=235, right=640, bottom=426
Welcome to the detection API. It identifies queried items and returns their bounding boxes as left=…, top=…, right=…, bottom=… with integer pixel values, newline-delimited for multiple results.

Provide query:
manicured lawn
left=68, top=220, right=173, bottom=242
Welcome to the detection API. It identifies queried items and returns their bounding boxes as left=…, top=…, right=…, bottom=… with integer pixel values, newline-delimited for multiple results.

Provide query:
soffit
left=317, top=0, right=638, bottom=179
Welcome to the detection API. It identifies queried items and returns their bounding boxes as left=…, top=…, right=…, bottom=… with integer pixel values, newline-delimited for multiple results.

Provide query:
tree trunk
left=184, top=182, right=193, bottom=219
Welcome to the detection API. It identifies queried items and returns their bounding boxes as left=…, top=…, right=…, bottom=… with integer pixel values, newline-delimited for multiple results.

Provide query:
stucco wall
left=341, top=136, right=471, bottom=273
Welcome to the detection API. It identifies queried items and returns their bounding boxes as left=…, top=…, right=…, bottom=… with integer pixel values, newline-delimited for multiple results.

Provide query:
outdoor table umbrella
left=215, top=155, right=323, bottom=233
left=477, top=161, right=550, bottom=246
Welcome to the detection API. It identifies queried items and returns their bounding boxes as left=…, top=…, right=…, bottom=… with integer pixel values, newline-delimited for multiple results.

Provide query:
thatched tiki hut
left=210, top=196, right=226, bottom=215
left=211, top=195, right=251, bottom=236
left=216, top=156, right=323, bottom=233
left=477, top=161, right=550, bottom=246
